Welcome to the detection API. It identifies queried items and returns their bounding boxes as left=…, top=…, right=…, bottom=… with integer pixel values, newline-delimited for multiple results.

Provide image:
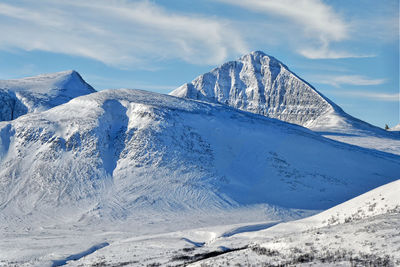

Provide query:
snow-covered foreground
left=1, top=204, right=317, bottom=266
left=187, top=179, right=400, bottom=266
left=15, top=179, right=395, bottom=267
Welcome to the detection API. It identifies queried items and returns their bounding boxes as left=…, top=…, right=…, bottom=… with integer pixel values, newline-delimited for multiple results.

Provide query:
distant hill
left=0, top=70, right=95, bottom=121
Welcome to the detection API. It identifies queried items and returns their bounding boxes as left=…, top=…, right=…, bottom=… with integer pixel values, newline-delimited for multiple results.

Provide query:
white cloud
left=332, top=91, right=399, bottom=102
left=217, top=0, right=348, bottom=41
left=298, top=45, right=375, bottom=59
left=0, top=0, right=247, bottom=67
left=315, top=75, right=386, bottom=87
left=217, top=0, right=368, bottom=59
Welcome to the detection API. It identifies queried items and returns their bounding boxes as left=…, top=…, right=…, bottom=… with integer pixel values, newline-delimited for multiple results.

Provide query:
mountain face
left=0, top=70, right=96, bottom=121
left=0, top=89, right=398, bottom=223
left=170, top=51, right=400, bottom=155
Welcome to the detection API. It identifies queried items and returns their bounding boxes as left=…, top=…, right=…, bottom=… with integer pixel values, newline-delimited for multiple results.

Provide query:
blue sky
left=0, top=0, right=398, bottom=128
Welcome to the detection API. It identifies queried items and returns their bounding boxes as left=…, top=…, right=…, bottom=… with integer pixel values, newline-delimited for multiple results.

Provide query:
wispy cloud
left=298, top=44, right=375, bottom=59
left=0, top=0, right=395, bottom=66
left=217, top=0, right=348, bottom=41
left=332, top=91, right=399, bottom=102
left=315, top=75, right=386, bottom=87
left=217, top=0, right=369, bottom=59
left=0, top=0, right=247, bottom=67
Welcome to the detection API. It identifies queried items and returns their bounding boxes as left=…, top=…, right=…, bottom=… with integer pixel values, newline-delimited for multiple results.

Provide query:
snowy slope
left=309, top=112, right=400, bottom=156
left=170, top=51, right=400, bottom=155
left=178, top=180, right=400, bottom=266
left=186, top=180, right=400, bottom=266
left=0, top=89, right=399, bottom=222
left=255, top=179, right=400, bottom=234
left=69, top=215, right=400, bottom=266
left=0, top=70, right=95, bottom=121
left=297, top=179, right=400, bottom=226
left=189, top=215, right=400, bottom=266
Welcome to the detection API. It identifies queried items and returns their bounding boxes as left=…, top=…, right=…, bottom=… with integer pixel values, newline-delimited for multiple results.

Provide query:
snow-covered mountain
left=0, top=70, right=95, bottom=121
left=170, top=51, right=400, bottom=155
left=171, top=51, right=338, bottom=128
left=0, top=89, right=399, bottom=224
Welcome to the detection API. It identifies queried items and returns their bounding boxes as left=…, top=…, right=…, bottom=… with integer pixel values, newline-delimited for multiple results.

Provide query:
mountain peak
left=239, top=51, right=284, bottom=67
left=246, top=50, right=270, bottom=58
left=56, top=69, right=80, bottom=80
left=60, top=69, right=83, bottom=80
left=243, top=50, right=268, bottom=58
left=170, top=51, right=334, bottom=127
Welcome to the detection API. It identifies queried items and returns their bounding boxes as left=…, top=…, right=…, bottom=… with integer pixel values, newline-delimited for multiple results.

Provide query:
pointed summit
left=239, top=51, right=282, bottom=66
left=0, top=70, right=96, bottom=121
left=170, top=51, right=340, bottom=127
